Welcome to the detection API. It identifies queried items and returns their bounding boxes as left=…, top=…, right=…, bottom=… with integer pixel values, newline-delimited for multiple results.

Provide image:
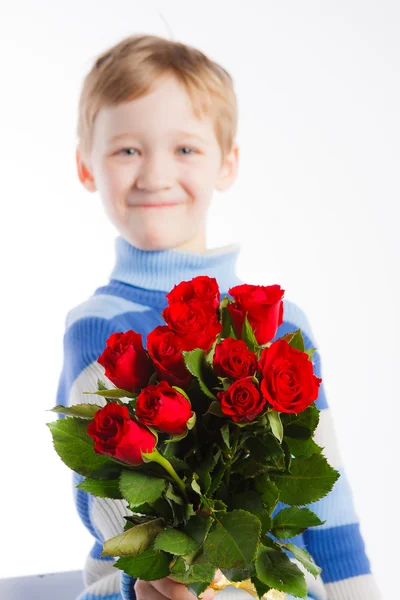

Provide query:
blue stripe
left=67, top=293, right=149, bottom=329
left=90, top=540, right=114, bottom=561
left=303, top=522, right=372, bottom=582
left=121, top=572, right=136, bottom=600
left=72, top=472, right=99, bottom=540
left=96, top=279, right=237, bottom=310
left=305, top=467, right=359, bottom=529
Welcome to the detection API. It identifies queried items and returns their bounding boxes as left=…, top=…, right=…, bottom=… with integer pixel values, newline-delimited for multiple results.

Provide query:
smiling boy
left=57, top=34, right=381, bottom=600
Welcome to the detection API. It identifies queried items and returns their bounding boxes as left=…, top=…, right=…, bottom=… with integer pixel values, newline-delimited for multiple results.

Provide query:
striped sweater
left=56, top=235, right=381, bottom=600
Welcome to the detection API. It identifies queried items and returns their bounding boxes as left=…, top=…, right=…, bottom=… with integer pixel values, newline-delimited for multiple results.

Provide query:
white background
left=0, top=1, right=398, bottom=597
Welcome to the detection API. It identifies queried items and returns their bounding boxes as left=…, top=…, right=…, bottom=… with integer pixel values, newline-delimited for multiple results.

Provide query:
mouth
left=134, top=202, right=183, bottom=208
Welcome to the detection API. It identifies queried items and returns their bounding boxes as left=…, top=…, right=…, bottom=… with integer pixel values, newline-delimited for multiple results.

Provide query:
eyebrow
left=108, top=131, right=209, bottom=144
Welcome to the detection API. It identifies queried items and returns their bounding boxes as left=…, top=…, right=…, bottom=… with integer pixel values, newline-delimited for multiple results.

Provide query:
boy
left=57, top=34, right=381, bottom=600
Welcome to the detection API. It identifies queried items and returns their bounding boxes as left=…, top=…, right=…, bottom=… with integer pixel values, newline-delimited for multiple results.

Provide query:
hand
left=134, top=569, right=223, bottom=600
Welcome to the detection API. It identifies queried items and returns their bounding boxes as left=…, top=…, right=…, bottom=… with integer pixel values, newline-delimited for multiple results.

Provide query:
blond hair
left=77, top=34, right=238, bottom=161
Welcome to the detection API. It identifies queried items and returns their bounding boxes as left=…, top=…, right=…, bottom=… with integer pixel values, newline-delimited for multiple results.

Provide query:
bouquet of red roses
left=48, top=277, right=339, bottom=600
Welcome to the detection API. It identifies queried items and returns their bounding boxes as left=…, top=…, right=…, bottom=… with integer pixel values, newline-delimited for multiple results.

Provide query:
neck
left=109, top=235, right=243, bottom=294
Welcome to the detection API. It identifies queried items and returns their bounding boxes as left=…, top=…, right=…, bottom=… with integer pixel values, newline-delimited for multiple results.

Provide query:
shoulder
left=65, top=291, right=149, bottom=331
left=62, top=291, right=153, bottom=368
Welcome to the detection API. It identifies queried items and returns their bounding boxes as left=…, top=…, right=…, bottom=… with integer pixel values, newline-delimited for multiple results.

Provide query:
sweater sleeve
left=280, top=300, right=382, bottom=600
left=56, top=313, right=137, bottom=600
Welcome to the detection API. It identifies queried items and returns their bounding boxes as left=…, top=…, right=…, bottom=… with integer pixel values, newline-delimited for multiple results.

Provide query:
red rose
left=166, top=276, right=220, bottom=312
left=98, top=330, right=154, bottom=392
left=217, top=377, right=266, bottom=423
left=136, top=380, right=193, bottom=435
left=146, top=325, right=192, bottom=389
left=87, top=403, right=156, bottom=465
left=227, top=284, right=285, bottom=345
left=258, top=339, right=322, bottom=413
left=213, top=338, right=258, bottom=380
left=162, top=300, right=222, bottom=352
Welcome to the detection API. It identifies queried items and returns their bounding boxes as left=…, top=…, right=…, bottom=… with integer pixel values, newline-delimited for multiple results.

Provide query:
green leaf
left=241, top=313, right=261, bottom=354
left=119, top=471, right=166, bottom=508
left=101, top=518, right=164, bottom=557
left=171, top=557, right=216, bottom=583
left=231, top=491, right=271, bottom=534
left=285, top=543, right=322, bottom=577
left=247, top=434, right=285, bottom=470
left=221, top=423, right=230, bottom=448
left=114, top=548, right=171, bottom=580
left=165, top=482, right=185, bottom=505
left=272, top=454, right=340, bottom=505
left=76, top=477, right=123, bottom=499
left=97, top=379, right=108, bottom=391
left=305, top=348, right=316, bottom=361
left=83, top=388, right=136, bottom=399
left=285, top=329, right=305, bottom=353
left=251, top=575, right=272, bottom=599
left=182, top=348, right=218, bottom=400
left=282, top=405, right=319, bottom=439
left=272, top=507, right=325, bottom=538
left=222, top=568, right=253, bottom=582
left=267, top=410, right=283, bottom=443
left=187, top=581, right=211, bottom=598
left=254, top=475, right=280, bottom=516
left=206, top=401, right=224, bottom=417
left=203, top=509, right=261, bottom=569
left=285, top=437, right=324, bottom=458
left=185, top=513, right=213, bottom=546
left=220, top=296, right=237, bottom=340
left=205, top=337, right=219, bottom=366
left=255, top=543, right=307, bottom=598
left=48, top=404, right=101, bottom=419
left=154, top=528, right=199, bottom=555
left=47, top=418, right=114, bottom=478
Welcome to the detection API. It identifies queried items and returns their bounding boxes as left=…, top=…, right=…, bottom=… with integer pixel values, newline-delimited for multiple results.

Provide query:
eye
left=118, top=148, right=138, bottom=156
left=178, top=147, right=196, bottom=155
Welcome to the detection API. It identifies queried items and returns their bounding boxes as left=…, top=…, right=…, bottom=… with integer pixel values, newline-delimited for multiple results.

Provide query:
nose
left=136, top=153, right=173, bottom=192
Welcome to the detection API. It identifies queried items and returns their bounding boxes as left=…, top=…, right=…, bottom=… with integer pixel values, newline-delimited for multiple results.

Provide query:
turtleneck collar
left=109, top=235, right=243, bottom=295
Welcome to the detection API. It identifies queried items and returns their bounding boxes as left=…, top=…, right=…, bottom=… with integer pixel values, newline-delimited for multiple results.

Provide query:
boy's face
left=77, top=75, right=239, bottom=253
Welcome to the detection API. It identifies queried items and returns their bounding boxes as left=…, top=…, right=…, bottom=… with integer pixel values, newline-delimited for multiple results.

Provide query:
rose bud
left=146, top=325, right=192, bottom=388
left=227, top=284, right=285, bottom=345
left=166, top=276, right=220, bottom=312
left=87, top=403, right=156, bottom=465
left=98, top=330, right=154, bottom=392
left=162, top=300, right=222, bottom=353
left=213, top=338, right=258, bottom=380
left=258, top=339, right=322, bottom=413
left=217, top=377, right=266, bottom=423
left=136, top=380, right=192, bottom=435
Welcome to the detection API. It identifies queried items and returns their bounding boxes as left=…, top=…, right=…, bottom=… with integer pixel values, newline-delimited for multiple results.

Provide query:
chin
left=121, top=231, right=182, bottom=252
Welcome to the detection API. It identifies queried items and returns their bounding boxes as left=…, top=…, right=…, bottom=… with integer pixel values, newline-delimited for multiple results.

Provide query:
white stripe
left=83, top=554, right=117, bottom=588
left=68, top=360, right=114, bottom=408
left=90, top=496, right=133, bottom=542
left=76, top=570, right=121, bottom=598
left=313, top=407, right=344, bottom=471
left=324, top=573, right=382, bottom=599
left=66, top=293, right=149, bottom=329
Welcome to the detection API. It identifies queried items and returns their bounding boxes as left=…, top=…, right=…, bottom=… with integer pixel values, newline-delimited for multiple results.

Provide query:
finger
left=150, top=576, right=196, bottom=600
left=135, top=579, right=167, bottom=600
left=199, top=587, right=216, bottom=600
left=212, top=569, right=223, bottom=583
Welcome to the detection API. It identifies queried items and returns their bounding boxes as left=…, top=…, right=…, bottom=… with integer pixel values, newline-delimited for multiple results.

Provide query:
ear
left=76, top=146, right=97, bottom=192
left=215, top=144, right=239, bottom=192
